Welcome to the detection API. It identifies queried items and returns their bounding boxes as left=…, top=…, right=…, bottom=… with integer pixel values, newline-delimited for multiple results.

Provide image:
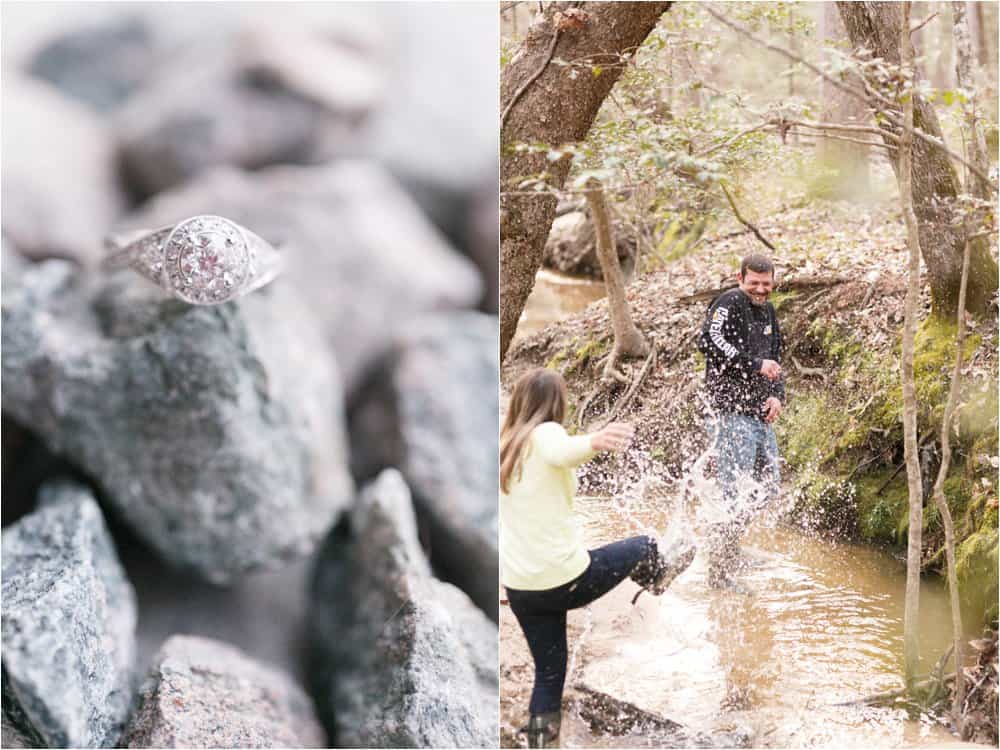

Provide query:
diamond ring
left=102, top=215, right=284, bottom=305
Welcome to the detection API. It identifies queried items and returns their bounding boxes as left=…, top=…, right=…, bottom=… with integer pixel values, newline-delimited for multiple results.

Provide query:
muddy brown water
left=546, top=492, right=979, bottom=748
left=512, top=268, right=607, bottom=345
left=502, top=271, right=980, bottom=747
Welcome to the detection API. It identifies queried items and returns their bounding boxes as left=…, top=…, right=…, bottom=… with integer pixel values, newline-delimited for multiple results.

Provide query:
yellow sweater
left=500, top=421, right=596, bottom=590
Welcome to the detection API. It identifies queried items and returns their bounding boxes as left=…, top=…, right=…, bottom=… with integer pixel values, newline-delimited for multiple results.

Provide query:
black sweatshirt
left=698, top=288, right=784, bottom=419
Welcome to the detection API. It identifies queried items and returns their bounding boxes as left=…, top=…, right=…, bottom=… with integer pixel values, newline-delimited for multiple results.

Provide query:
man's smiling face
left=738, top=268, right=774, bottom=306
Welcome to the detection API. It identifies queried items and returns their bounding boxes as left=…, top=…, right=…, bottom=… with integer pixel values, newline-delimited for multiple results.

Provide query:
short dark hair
left=740, top=254, right=774, bottom=278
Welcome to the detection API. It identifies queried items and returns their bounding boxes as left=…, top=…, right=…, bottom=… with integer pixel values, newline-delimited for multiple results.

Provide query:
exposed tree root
left=604, top=341, right=658, bottom=425
left=791, top=355, right=827, bottom=381
left=576, top=338, right=658, bottom=430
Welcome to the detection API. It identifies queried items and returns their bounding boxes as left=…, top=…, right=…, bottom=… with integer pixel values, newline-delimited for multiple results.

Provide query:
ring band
left=103, top=215, right=284, bottom=305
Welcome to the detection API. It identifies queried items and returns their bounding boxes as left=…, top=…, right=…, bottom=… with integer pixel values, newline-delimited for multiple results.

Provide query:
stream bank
left=501, top=195, right=998, bottom=745
left=501, top=495, right=980, bottom=748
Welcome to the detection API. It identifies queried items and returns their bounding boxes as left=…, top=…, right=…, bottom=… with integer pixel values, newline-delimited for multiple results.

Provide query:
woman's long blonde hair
left=500, top=368, right=567, bottom=493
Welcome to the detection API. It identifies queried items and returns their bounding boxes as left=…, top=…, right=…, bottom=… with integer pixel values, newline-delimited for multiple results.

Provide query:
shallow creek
left=505, top=270, right=979, bottom=748
left=547, top=492, right=979, bottom=748
left=512, top=268, right=607, bottom=345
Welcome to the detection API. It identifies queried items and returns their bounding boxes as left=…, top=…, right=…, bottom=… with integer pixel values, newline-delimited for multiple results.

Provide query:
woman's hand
left=590, top=422, right=634, bottom=452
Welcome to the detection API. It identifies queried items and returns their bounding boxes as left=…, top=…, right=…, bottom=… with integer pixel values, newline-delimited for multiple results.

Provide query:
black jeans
left=506, top=535, right=660, bottom=715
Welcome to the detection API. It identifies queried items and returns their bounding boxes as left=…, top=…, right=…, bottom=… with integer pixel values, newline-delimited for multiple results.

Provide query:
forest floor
left=500, top=170, right=999, bottom=745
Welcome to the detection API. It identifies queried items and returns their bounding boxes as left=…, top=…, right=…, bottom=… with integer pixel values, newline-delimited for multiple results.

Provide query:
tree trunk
left=932, top=232, right=970, bottom=733
left=898, top=0, right=925, bottom=692
left=926, top=2, right=952, bottom=92
left=952, top=1, right=991, bottom=198
left=500, top=1, right=672, bottom=361
left=583, top=180, right=648, bottom=379
left=818, top=2, right=872, bottom=199
left=837, top=1, right=998, bottom=320
left=968, top=1, right=988, bottom=78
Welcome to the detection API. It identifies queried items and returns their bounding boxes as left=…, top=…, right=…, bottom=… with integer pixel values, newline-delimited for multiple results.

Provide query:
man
left=698, top=254, right=784, bottom=591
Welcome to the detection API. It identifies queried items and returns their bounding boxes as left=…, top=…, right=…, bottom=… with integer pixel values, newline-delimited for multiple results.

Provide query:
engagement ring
left=103, top=215, right=284, bottom=305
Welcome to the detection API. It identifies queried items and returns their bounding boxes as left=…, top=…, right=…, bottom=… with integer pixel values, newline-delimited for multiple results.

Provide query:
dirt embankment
left=502, top=197, right=999, bottom=743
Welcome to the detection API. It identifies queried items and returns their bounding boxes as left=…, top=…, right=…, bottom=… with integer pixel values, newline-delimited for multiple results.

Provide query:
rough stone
left=348, top=311, right=499, bottom=619
left=1, top=240, right=26, bottom=293
left=123, top=541, right=314, bottom=688
left=1, top=75, right=124, bottom=267
left=310, top=470, right=498, bottom=748
left=27, top=16, right=169, bottom=111
left=1, top=260, right=353, bottom=583
left=1, top=713, right=34, bottom=749
left=468, top=179, right=500, bottom=313
left=1, top=415, right=87, bottom=530
left=543, top=210, right=637, bottom=280
left=2, top=481, right=137, bottom=748
left=363, top=3, right=495, bottom=196
left=569, top=684, right=753, bottom=748
left=115, top=25, right=384, bottom=199
left=123, top=635, right=325, bottom=749
left=361, top=3, right=496, bottom=302
left=116, top=162, right=482, bottom=394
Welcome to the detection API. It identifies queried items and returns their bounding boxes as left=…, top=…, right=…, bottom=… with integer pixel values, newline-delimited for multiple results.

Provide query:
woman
left=500, top=368, right=694, bottom=748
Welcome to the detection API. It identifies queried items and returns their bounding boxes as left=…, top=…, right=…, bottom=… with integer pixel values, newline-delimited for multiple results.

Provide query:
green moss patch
left=779, top=314, right=997, bottom=624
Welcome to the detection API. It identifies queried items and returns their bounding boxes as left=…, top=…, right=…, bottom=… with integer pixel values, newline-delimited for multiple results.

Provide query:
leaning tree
left=837, top=1, right=998, bottom=320
left=500, top=2, right=672, bottom=361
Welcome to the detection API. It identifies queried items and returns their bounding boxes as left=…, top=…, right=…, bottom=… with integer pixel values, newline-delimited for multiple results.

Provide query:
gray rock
left=468, top=180, right=499, bottom=313
left=115, top=25, right=384, bottom=198
left=310, top=470, right=498, bottom=748
left=2, top=481, right=137, bottom=748
left=116, top=162, right=482, bottom=394
left=124, top=547, right=314, bottom=690
left=1, top=414, right=86, bottom=530
left=27, top=16, right=168, bottom=111
left=2, top=239, right=27, bottom=299
left=543, top=210, right=636, bottom=280
left=570, top=684, right=753, bottom=748
left=1, top=713, right=35, bottom=749
left=1, top=75, right=124, bottom=266
left=1, top=260, right=353, bottom=583
left=360, top=3, right=495, bottom=301
left=349, top=312, right=499, bottom=619
left=363, top=3, right=495, bottom=196
left=124, top=635, right=325, bottom=748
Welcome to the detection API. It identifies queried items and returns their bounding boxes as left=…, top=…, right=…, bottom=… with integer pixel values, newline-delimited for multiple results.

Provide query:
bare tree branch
left=702, top=5, right=997, bottom=190
left=789, top=130, right=896, bottom=151
left=697, top=124, right=770, bottom=156
left=909, top=11, right=939, bottom=35
left=776, top=117, right=901, bottom=142
left=720, top=182, right=776, bottom=251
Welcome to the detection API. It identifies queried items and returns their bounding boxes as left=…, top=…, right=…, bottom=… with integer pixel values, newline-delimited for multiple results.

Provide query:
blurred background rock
left=1, top=3, right=499, bottom=747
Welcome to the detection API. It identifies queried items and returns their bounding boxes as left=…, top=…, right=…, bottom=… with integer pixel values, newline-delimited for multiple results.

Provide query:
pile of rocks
left=2, top=8, right=498, bottom=748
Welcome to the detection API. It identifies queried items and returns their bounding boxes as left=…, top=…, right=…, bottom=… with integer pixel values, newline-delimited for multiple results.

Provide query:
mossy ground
left=506, top=191, right=998, bottom=627
left=780, top=314, right=998, bottom=625
left=509, top=281, right=998, bottom=626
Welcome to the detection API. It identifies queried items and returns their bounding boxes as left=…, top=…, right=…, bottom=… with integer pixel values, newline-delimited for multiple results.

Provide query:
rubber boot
left=630, top=538, right=696, bottom=596
left=647, top=540, right=696, bottom=595
left=523, top=711, right=561, bottom=748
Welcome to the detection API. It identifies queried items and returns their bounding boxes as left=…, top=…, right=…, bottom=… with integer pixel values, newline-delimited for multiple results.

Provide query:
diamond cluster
left=161, top=217, right=250, bottom=305
left=127, top=227, right=172, bottom=282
